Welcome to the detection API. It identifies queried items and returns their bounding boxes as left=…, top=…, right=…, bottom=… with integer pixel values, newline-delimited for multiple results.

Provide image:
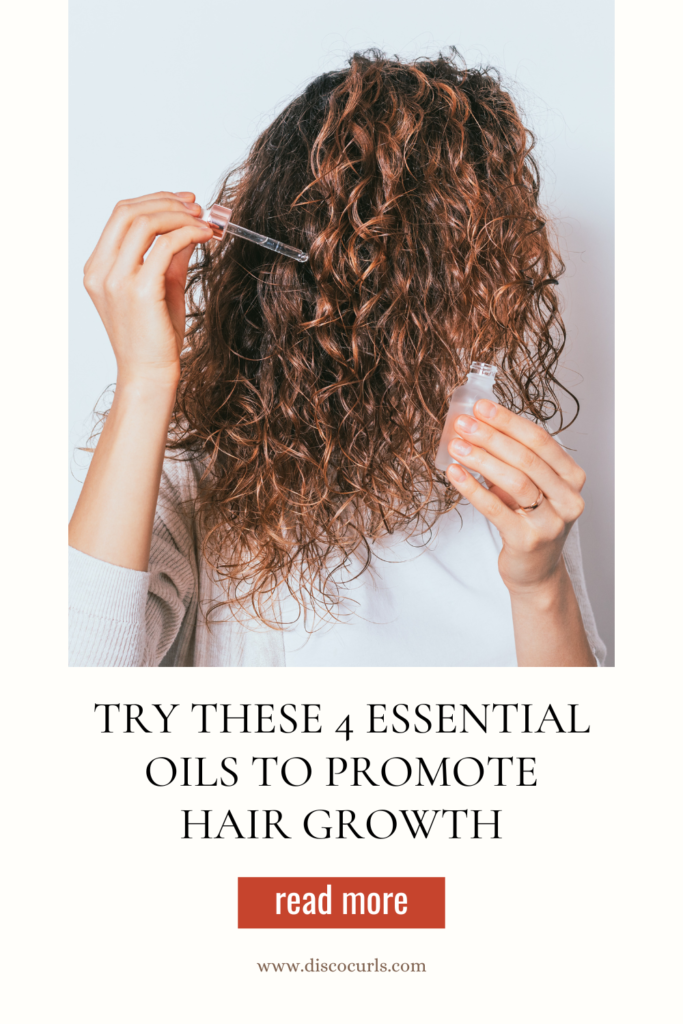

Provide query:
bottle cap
left=201, top=204, right=232, bottom=240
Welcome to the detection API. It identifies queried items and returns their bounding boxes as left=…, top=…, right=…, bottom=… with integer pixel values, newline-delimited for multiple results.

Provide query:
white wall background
left=69, top=0, right=614, bottom=664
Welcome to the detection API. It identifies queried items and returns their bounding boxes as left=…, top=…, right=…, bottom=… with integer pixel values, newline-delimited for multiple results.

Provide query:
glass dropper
left=201, top=204, right=309, bottom=263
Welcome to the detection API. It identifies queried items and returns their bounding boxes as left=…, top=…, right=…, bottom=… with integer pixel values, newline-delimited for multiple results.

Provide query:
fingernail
left=456, top=415, right=478, bottom=433
left=181, top=201, right=200, bottom=210
left=447, top=463, right=467, bottom=483
left=174, top=191, right=194, bottom=198
left=476, top=399, right=498, bottom=418
left=450, top=438, right=472, bottom=456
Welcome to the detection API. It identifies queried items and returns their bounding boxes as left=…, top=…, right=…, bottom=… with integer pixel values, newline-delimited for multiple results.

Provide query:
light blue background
left=69, top=0, right=614, bottom=663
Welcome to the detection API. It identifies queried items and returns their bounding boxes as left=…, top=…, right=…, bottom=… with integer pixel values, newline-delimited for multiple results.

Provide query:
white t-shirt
left=281, top=502, right=520, bottom=667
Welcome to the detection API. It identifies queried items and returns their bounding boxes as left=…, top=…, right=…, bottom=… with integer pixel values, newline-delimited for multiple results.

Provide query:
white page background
left=20, top=674, right=666, bottom=1023
left=2, top=1, right=679, bottom=1022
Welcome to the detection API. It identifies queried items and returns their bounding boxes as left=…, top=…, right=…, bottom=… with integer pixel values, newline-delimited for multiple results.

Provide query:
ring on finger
left=515, top=489, right=545, bottom=514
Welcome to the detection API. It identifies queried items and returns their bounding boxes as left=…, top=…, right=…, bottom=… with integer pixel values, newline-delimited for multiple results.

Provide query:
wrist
left=504, top=562, right=571, bottom=611
left=107, top=376, right=178, bottom=436
left=115, top=373, right=179, bottom=403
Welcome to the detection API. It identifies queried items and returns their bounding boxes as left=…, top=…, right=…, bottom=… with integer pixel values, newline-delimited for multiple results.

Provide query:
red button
left=238, top=877, right=445, bottom=928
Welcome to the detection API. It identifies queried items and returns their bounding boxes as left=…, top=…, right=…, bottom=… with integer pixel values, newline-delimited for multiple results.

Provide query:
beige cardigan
left=68, top=453, right=607, bottom=667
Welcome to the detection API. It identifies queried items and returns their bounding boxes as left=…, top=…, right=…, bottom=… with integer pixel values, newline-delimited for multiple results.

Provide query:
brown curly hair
left=172, top=48, right=573, bottom=626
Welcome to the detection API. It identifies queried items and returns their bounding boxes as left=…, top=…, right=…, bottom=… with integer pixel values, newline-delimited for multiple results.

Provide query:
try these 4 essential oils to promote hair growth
left=202, top=204, right=496, bottom=473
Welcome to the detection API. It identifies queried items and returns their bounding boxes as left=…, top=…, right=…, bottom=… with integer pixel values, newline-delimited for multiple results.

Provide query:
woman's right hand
left=83, top=191, right=214, bottom=386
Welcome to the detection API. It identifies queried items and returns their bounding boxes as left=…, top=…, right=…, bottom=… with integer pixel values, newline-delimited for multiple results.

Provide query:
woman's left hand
left=446, top=399, right=586, bottom=596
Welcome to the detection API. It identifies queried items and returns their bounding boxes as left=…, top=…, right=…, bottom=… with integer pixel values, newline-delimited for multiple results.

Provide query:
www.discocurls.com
left=257, top=959, right=426, bottom=973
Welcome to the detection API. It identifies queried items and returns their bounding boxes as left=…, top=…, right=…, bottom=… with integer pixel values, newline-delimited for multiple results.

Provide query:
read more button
left=238, top=877, right=445, bottom=928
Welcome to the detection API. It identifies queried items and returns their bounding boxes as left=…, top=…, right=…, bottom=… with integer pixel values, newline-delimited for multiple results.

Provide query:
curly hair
left=172, top=48, right=573, bottom=626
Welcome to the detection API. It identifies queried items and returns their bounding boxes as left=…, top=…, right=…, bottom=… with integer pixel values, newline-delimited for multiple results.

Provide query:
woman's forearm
left=508, top=562, right=597, bottom=667
left=70, top=192, right=211, bottom=571
left=68, top=377, right=177, bottom=571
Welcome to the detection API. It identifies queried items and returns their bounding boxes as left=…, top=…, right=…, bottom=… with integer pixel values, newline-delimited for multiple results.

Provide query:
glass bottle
left=435, top=362, right=498, bottom=473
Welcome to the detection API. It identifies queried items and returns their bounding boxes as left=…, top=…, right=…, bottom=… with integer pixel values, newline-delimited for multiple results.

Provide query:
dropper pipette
left=201, top=204, right=308, bottom=263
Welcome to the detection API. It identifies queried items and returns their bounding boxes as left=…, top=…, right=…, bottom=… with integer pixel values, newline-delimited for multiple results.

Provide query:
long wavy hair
left=173, top=48, right=573, bottom=626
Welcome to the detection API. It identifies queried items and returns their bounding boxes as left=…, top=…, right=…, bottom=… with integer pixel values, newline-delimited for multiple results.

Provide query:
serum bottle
left=435, top=361, right=498, bottom=473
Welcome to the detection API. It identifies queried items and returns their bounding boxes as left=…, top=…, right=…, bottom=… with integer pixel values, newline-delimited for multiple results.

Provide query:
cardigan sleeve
left=68, top=456, right=199, bottom=667
left=562, top=521, right=608, bottom=667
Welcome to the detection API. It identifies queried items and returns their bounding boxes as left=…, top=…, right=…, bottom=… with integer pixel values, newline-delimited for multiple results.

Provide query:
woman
left=69, top=50, right=605, bottom=668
